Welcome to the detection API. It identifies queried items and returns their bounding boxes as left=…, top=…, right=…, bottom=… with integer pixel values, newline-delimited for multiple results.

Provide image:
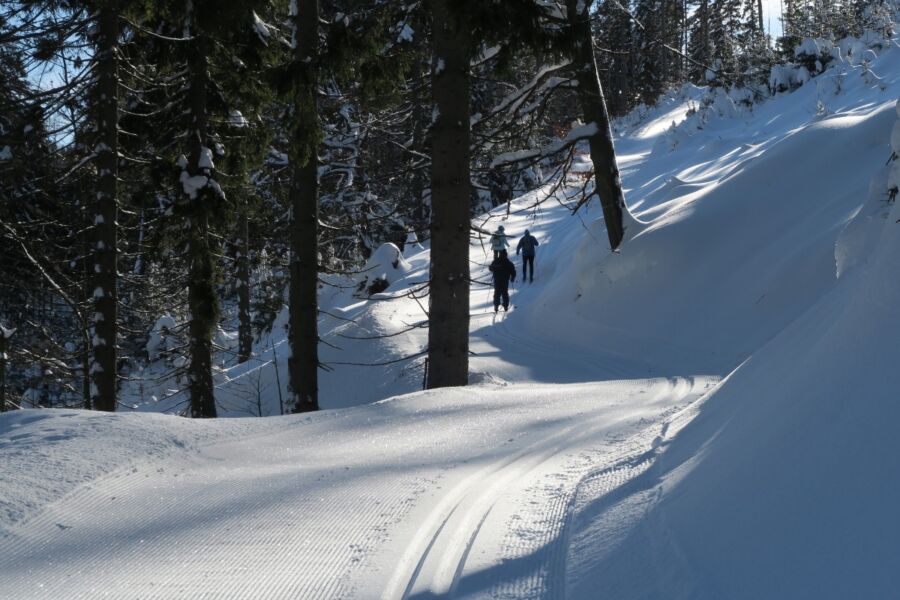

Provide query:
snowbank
left=566, top=99, right=900, bottom=598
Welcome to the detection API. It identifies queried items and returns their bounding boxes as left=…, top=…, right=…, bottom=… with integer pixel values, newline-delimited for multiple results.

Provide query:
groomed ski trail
left=380, top=377, right=712, bottom=600
left=0, top=378, right=714, bottom=600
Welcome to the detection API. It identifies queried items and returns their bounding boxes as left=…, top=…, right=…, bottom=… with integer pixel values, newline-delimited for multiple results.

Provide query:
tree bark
left=237, top=210, right=252, bottom=363
left=288, top=0, right=320, bottom=412
left=91, top=4, right=119, bottom=411
left=185, top=26, right=217, bottom=418
left=567, top=0, right=630, bottom=250
left=0, top=332, right=7, bottom=412
left=426, top=0, right=471, bottom=389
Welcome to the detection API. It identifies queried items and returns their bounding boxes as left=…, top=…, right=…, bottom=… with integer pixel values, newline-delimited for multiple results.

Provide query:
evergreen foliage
left=1, top=0, right=894, bottom=413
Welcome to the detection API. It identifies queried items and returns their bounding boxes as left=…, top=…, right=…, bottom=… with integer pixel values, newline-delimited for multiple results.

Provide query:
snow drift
left=565, top=100, right=900, bottom=598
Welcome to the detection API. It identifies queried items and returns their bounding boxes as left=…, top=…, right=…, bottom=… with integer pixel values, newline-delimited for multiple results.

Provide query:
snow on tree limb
left=491, top=122, right=598, bottom=168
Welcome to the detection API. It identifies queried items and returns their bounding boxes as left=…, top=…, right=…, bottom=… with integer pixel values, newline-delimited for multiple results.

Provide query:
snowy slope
left=3, top=28, right=900, bottom=600
left=559, top=50, right=900, bottom=598
left=567, top=102, right=900, bottom=598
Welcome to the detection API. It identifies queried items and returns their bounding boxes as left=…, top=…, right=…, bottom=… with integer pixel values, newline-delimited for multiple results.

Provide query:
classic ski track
left=389, top=377, right=705, bottom=600
left=0, top=378, right=716, bottom=600
left=384, top=416, right=599, bottom=600
left=558, top=379, right=715, bottom=597
left=432, top=431, right=576, bottom=598
left=487, top=376, right=706, bottom=600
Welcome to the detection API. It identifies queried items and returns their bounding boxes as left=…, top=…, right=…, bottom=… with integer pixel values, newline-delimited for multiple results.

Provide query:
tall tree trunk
left=237, top=209, right=252, bottom=363
left=0, top=330, right=8, bottom=412
left=185, top=26, right=217, bottom=418
left=757, top=0, right=765, bottom=32
left=288, top=0, right=320, bottom=412
left=91, top=4, right=119, bottom=411
left=567, top=0, right=630, bottom=251
left=426, top=0, right=471, bottom=389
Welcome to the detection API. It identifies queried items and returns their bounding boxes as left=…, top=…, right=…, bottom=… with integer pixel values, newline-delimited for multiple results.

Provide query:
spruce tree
left=426, top=0, right=472, bottom=388
left=90, top=1, right=120, bottom=412
left=287, top=0, right=321, bottom=412
left=595, top=0, right=637, bottom=116
left=565, top=0, right=632, bottom=250
left=688, top=0, right=714, bottom=82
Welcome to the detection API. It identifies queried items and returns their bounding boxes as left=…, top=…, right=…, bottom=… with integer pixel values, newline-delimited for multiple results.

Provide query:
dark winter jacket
left=516, top=234, right=539, bottom=257
left=489, top=256, right=516, bottom=288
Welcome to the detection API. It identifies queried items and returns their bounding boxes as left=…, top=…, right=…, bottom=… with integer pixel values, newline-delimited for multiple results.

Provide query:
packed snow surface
left=5, top=30, right=900, bottom=599
left=0, top=379, right=712, bottom=598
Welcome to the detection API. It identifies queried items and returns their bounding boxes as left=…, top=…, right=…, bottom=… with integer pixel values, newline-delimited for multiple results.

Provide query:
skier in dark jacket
left=488, top=249, right=516, bottom=312
left=516, top=229, right=539, bottom=282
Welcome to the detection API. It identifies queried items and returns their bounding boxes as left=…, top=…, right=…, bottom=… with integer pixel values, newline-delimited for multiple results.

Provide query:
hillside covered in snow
left=4, top=27, right=900, bottom=599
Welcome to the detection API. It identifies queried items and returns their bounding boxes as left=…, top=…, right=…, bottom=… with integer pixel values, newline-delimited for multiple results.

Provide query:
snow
left=769, top=63, right=811, bottom=92
left=0, top=380, right=714, bottom=598
left=251, top=11, right=270, bottom=43
left=146, top=314, right=177, bottom=362
left=229, top=109, right=249, bottom=128
left=5, top=26, right=900, bottom=600
left=892, top=118, right=900, bottom=151
left=198, top=146, right=215, bottom=170
left=571, top=115, right=900, bottom=599
left=0, top=145, right=11, bottom=161
left=179, top=171, right=209, bottom=199
left=396, top=22, right=414, bottom=43
left=795, top=36, right=831, bottom=58
left=491, top=121, right=599, bottom=168
left=355, top=243, right=411, bottom=296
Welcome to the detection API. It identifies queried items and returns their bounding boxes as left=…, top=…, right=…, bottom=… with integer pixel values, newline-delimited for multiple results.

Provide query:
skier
left=516, top=229, right=539, bottom=282
left=488, top=249, right=516, bottom=312
left=490, top=225, right=511, bottom=259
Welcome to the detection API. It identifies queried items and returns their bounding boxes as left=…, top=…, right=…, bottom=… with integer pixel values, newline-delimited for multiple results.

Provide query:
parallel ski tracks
left=0, top=378, right=713, bottom=600
left=384, top=376, right=706, bottom=600
left=384, top=419, right=588, bottom=600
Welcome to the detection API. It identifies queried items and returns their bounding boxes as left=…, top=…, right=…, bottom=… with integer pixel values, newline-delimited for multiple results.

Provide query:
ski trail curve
left=383, top=418, right=589, bottom=600
left=382, top=377, right=713, bottom=600
left=0, top=378, right=716, bottom=599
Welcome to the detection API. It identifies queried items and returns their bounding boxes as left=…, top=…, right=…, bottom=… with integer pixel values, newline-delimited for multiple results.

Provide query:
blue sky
left=763, top=0, right=785, bottom=38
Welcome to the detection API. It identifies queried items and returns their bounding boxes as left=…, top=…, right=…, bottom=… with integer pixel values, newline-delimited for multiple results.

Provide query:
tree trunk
left=91, top=5, right=119, bottom=412
left=567, top=0, right=630, bottom=251
left=426, top=0, right=471, bottom=389
left=185, top=27, right=217, bottom=419
left=757, top=0, right=765, bottom=32
left=237, top=210, right=252, bottom=363
left=288, top=0, right=320, bottom=412
left=0, top=332, right=7, bottom=412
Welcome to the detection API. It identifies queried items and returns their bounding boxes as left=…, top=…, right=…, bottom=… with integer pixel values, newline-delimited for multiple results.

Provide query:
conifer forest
left=3, top=0, right=889, bottom=415
left=3, top=0, right=900, bottom=595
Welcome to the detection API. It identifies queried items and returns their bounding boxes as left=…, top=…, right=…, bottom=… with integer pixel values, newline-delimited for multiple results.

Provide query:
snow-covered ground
left=0, top=378, right=713, bottom=598
left=4, top=31, right=900, bottom=599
